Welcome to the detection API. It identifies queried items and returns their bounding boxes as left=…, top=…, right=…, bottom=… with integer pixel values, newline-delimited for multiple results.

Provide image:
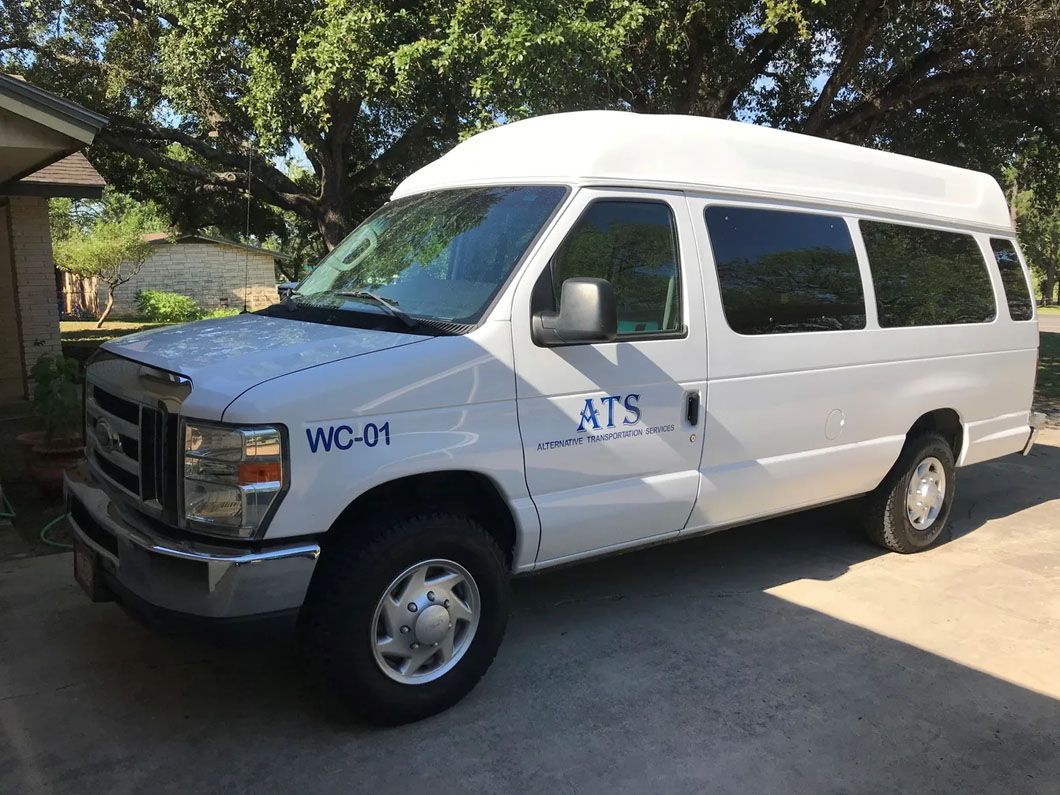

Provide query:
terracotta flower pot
left=16, top=430, right=46, bottom=470
left=30, top=436, right=85, bottom=499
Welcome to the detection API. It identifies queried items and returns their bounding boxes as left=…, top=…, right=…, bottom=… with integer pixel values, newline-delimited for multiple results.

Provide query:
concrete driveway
left=2, top=432, right=1059, bottom=794
left=1038, top=311, right=1060, bottom=334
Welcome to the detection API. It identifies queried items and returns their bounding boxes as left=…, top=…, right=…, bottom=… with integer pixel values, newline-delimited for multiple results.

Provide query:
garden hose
left=0, top=490, right=73, bottom=549
left=39, top=513, right=73, bottom=550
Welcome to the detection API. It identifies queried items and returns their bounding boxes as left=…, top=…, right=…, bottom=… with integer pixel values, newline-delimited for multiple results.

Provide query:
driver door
left=510, top=188, right=708, bottom=565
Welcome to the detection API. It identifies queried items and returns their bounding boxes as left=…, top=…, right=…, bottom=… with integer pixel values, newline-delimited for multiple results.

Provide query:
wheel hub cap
left=414, top=604, right=451, bottom=645
left=370, top=559, right=480, bottom=685
left=906, top=456, right=946, bottom=530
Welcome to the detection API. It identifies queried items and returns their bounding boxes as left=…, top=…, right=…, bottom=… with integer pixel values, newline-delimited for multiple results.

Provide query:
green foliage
left=52, top=191, right=166, bottom=324
left=1017, top=199, right=1060, bottom=305
left=29, top=355, right=83, bottom=443
left=6, top=0, right=1060, bottom=255
left=1037, top=327, right=1060, bottom=406
left=136, top=291, right=242, bottom=322
left=137, top=290, right=202, bottom=323
left=199, top=306, right=240, bottom=319
left=1007, top=154, right=1060, bottom=305
left=51, top=190, right=169, bottom=242
left=53, top=219, right=153, bottom=281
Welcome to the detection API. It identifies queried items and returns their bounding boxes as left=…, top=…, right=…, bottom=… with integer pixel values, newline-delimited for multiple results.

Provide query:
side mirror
left=533, top=277, right=618, bottom=346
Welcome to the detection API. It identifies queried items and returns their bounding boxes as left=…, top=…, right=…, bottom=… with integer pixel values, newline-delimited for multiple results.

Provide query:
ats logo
left=577, top=393, right=641, bottom=433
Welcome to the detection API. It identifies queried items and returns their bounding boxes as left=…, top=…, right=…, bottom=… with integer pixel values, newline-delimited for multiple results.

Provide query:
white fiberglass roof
left=392, top=111, right=1012, bottom=232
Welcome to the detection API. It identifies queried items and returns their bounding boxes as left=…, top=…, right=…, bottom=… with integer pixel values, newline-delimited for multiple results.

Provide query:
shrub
left=137, top=290, right=201, bottom=323
left=200, top=307, right=240, bottom=319
left=30, top=355, right=83, bottom=442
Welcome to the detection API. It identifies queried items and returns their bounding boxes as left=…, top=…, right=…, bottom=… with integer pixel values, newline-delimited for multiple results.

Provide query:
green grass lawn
left=1038, top=305, right=1060, bottom=314
left=60, top=320, right=168, bottom=365
left=1037, top=329, right=1060, bottom=408
left=60, top=319, right=166, bottom=342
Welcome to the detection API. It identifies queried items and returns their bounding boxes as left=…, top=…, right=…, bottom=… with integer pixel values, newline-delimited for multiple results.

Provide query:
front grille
left=85, top=364, right=186, bottom=524
left=70, top=494, right=119, bottom=557
left=95, top=453, right=139, bottom=494
left=92, top=385, right=139, bottom=424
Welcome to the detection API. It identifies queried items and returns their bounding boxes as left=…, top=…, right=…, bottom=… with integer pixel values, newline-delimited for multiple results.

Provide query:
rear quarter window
left=859, top=222, right=996, bottom=327
left=989, top=239, right=1034, bottom=321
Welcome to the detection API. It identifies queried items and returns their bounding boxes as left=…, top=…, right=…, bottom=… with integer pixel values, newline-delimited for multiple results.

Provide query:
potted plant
left=27, top=355, right=85, bottom=497
left=15, top=427, right=45, bottom=469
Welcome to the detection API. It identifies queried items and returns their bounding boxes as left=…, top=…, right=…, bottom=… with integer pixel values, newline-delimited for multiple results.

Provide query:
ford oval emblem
left=94, top=418, right=121, bottom=454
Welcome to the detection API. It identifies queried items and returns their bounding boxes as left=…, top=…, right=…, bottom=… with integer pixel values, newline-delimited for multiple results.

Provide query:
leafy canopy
left=53, top=219, right=153, bottom=279
left=4, top=0, right=1058, bottom=258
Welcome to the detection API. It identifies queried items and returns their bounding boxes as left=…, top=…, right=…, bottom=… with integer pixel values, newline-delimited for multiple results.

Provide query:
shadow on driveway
left=1, top=444, right=1059, bottom=793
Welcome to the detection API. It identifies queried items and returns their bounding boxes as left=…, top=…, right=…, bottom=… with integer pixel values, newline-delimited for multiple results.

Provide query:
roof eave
left=0, top=73, right=108, bottom=144
left=2, top=180, right=105, bottom=200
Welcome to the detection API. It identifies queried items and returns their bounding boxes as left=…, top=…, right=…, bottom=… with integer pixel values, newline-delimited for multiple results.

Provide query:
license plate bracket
left=74, top=540, right=112, bottom=602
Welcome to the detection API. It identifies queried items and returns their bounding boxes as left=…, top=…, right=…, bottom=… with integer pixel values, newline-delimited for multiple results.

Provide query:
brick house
left=0, top=74, right=107, bottom=403
left=81, top=233, right=283, bottom=317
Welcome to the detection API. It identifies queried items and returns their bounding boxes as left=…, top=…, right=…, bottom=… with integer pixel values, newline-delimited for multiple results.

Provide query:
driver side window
left=548, top=200, right=682, bottom=337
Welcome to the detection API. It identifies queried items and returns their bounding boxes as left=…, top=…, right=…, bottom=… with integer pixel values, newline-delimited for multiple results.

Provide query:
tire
left=300, top=512, right=509, bottom=725
left=863, top=432, right=956, bottom=553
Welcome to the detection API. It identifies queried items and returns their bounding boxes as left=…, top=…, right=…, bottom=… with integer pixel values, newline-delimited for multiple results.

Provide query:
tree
left=53, top=219, right=155, bottom=327
left=1005, top=148, right=1060, bottom=304
left=1019, top=198, right=1060, bottom=304
left=4, top=0, right=1058, bottom=250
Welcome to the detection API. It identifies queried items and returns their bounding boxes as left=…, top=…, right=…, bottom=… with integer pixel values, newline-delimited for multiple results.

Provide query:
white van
left=66, top=111, right=1044, bottom=723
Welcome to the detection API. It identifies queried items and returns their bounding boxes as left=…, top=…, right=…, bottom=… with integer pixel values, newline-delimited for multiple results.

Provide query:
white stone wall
left=101, top=242, right=279, bottom=317
left=4, top=197, right=62, bottom=401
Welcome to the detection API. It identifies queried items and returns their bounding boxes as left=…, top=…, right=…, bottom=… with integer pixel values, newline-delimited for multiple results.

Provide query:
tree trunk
left=96, top=288, right=115, bottom=328
left=317, top=199, right=350, bottom=251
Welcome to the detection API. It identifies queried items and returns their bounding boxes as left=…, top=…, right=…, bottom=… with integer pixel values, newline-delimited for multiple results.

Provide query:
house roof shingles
left=18, top=151, right=106, bottom=189
left=142, top=232, right=286, bottom=260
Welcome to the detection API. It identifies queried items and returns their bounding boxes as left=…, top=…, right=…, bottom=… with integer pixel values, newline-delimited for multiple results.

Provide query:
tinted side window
left=990, top=239, right=1033, bottom=321
left=704, top=206, right=865, bottom=334
left=860, top=222, right=996, bottom=327
left=551, top=201, right=681, bottom=336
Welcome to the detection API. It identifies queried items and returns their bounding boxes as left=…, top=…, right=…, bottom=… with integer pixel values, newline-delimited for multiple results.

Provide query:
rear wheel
left=301, top=512, right=509, bottom=724
left=863, top=432, right=956, bottom=553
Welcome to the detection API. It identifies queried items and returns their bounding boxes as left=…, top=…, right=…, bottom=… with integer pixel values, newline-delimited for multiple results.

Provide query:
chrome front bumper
left=1022, top=411, right=1047, bottom=456
left=64, top=462, right=320, bottom=619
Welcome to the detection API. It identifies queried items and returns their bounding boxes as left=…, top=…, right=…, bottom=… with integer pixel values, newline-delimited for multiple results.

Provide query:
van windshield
left=289, top=185, right=566, bottom=330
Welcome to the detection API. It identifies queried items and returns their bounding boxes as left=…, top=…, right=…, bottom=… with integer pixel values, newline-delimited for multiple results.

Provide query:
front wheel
left=863, top=432, right=956, bottom=553
left=301, top=512, right=509, bottom=724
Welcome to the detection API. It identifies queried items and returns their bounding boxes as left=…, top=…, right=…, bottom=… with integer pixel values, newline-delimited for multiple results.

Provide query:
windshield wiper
left=281, top=290, right=300, bottom=312
left=335, top=290, right=419, bottom=330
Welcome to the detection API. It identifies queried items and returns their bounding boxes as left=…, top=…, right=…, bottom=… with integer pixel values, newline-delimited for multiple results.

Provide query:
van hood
left=101, top=314, right=424, bottom=417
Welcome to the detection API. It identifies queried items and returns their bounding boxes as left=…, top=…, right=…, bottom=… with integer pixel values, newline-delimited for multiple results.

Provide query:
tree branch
left=823, top=59, right=1060, bottom=139
left=96, top=130, right=315, bottom=217
left=347, top=112, right=437, bottom=189
left=106, top=116, right=308, bottom=198
left=711, top=27, right=793, bottom=118
left=1, top=38, right=164, bottom=95
left=802, top=0, right=886, bottom=135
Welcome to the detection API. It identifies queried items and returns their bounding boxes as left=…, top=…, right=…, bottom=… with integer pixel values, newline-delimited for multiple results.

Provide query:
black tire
left=300, top=512, right=509, bottom=725
left=863, top=432, right=956, bottom=553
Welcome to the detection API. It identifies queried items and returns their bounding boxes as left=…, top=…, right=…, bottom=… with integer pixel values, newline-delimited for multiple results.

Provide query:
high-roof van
left=66, top=111, right=1044, bottom=723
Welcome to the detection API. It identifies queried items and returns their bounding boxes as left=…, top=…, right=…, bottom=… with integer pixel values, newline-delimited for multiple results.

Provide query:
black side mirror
left=533, top=277, right=618, bottom=346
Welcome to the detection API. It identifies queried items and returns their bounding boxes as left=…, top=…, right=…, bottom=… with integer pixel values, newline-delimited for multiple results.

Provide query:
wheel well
left=908, top=409, right=963, bottom=459
left=327, top=471, right=518, bottom=567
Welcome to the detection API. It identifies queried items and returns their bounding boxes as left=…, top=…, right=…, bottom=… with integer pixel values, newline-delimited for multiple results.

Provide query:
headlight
left=182, top=422, right=286, bottom=538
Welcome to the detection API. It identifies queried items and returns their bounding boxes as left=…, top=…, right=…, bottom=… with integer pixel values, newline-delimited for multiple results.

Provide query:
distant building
left=70, top=233, right=284, bottom=318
